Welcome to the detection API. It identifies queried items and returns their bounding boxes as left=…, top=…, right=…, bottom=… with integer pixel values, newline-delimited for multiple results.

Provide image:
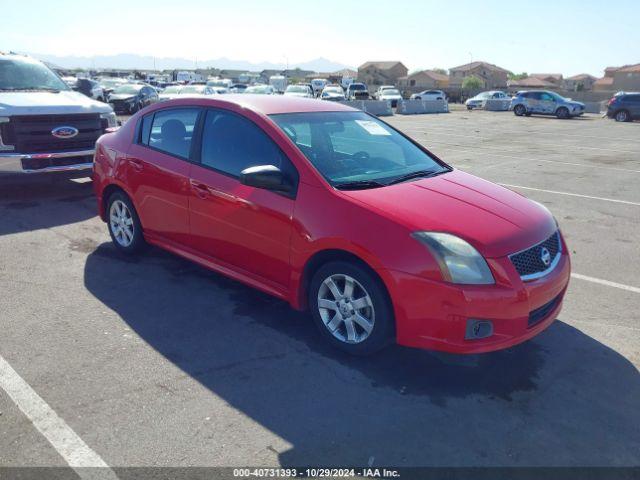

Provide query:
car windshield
left=270, top=111, right=448, bottom=188
left=180, top=85, right=205, bottom=94
left=0, top=58, right=69, bottom=91
left=286, top=86, right=308, bottom=93
left=476, top=92, right=492, bottom=99
left=112, top=85, right=141, bottom=95
left=547, top=91, right=565, bottom=101
left=382, top=89, right=400, bottom=96
left=162, top=86, right=182, bottom=94
left=246, top=86, right=270, bottom=93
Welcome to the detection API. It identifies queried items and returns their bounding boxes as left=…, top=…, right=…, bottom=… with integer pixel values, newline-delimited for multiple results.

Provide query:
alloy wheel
left=317, top=274, right=375, bottom=344
left=616, top=110, right=628, bottom=122
left=109, top=200, right=135, bottom=247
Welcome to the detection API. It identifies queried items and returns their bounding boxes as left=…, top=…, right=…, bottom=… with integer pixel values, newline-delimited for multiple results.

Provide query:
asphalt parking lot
left=1, top=110, right=639, bottom=475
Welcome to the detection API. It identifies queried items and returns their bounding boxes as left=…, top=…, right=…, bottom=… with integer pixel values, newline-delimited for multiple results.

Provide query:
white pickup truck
left=0, top=52, right=116, bottom=175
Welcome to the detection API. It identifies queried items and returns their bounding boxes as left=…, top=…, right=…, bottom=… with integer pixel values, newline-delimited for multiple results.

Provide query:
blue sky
left=2, top=0, right=639, bottom=76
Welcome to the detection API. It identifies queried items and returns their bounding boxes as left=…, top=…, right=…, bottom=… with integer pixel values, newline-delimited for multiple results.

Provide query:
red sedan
left=93, top=96, right=570, bottom=355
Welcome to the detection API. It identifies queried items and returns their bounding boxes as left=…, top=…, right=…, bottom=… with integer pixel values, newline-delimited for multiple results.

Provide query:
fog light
left=465, top=319, right=494, bottom=340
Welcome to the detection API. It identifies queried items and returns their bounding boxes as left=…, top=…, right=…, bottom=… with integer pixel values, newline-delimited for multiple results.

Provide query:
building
left=398, top=70, right=449, bottom=91
left=448, top=61, right=509, bottom=89
left=563, top=74, right=597, bottom=91
left=530, top=73, right=564, bottom=86
left=507, top=76, right=556, bottom=89
left=357, top=61, right=408, bottom=87
left=594, top=63, right=640, bottom=91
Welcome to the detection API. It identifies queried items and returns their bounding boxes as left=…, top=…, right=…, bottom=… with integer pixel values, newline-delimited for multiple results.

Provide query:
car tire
left=556, top=107, right=570, bottom=119
left=467, top=106, right=472, bottom=110
left=514, top=104, right=526, bottom=116
left=415, top=96, right=421, bottom=101
left=107, top=191, right=146, bottom=254
left=309, top=261, right=395, bottom=356
left=615, top=109, right=630, bottom=122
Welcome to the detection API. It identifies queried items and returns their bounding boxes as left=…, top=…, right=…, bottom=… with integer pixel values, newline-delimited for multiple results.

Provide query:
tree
left=508, top=72, right=528, bottom=80
left=462, top=75, right=483, bottom=90
left=432, top=68, right=447, bottom=75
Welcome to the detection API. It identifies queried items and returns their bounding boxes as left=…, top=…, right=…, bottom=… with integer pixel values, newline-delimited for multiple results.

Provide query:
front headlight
left=412, top=232, right=495, bottom=285
left=100, top=112, right=117, bottom=128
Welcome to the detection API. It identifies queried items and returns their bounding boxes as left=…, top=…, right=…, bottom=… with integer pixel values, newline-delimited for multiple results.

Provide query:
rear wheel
left=107, top=191, right=146, bottom=254
left=514, top=104, right=526, bottom=116
left=615, top=109, right=630, bottom=122
left=309, top=261, right=394, bottom=355
left=556, top=107, right=570, bottom=119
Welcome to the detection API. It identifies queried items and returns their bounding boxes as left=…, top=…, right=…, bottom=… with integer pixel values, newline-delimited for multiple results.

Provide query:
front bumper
left=384, top=248, right=571, bottom=354
left=0, top=149, right=94, bottom=174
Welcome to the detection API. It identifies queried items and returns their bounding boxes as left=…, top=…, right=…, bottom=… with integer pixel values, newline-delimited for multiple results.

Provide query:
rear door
left=125, top=107, right=201, bottom=245
left=539, top=92, right=556, bottom=114
left=188, top=108, right=298, bottom=288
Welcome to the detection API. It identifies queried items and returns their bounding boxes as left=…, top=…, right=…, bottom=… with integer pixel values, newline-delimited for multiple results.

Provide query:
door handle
left=190, top=180, right=210, bottom=198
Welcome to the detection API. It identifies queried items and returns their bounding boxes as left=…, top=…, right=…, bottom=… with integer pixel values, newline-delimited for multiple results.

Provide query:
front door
left=188, top=108, right=298, bottom=288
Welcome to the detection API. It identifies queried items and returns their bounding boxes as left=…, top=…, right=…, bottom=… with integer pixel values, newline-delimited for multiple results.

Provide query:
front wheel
left=556, top=107, right=570, bottom=119
left=514, top=104, right=526, bottom=116
left=309, top=261, right=394, bottom=355
left=107, top=191, right=146, bottom=254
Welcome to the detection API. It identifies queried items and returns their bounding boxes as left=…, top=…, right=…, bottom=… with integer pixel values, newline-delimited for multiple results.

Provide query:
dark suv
left=606, top=92, right=640, bottom=122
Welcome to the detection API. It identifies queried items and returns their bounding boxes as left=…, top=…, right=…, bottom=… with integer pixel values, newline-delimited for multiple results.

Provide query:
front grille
left=510, top=231, right=561, bottom=280
left=21, top=154, right=93, bottom=171
left=5, top=114, right=103, bottom=153
left=528, top=294, right=561, bottom=328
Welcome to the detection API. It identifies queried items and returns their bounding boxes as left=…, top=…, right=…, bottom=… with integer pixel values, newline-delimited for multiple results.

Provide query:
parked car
left=230, top=84, right=248, bottom=93
left=158, top=85, right=184, bottom=101
left=108, top=84, right=159, bottom=114
left=378, top=88, right=403, bottom=108
left=465, top=90, right=509, bottom=110
left=511, top=90, right=585, bottom=119
left=346, top=82, right=369, bottom=100
left=606, top=92, right=640, bottom=122
left=374, top=85, right=395, bottom=99
left=98, top=77, right=128, bottom=97
left=320, top=85, right=346, bottom=101
left=410, top=89, right=446, bottom=101
left=310, top=78, right=328, bottom=96
left=284, top=84, right=314, bottom=98
left=73, top=78, right=106, bottom=102
left=93, top=96, right=570, bottom=355
left=244, top=84, right=276, bottom=95
left=0, top=52, right=116, bottom=175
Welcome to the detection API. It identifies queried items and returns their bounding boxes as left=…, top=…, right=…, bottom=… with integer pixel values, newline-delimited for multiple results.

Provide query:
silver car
left=511, top=90, right=585, bottom=119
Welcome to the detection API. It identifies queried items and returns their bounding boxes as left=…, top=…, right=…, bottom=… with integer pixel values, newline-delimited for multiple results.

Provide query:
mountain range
left=30, top=52, right=354, bottom=72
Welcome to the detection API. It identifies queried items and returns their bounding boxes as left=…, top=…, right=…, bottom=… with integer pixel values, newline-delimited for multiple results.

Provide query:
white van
left=269, top=75, right=287, bottom=93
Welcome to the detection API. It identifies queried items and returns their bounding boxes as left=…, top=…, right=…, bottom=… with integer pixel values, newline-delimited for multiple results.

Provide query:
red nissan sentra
left=93, top=96, right=570, bottom=355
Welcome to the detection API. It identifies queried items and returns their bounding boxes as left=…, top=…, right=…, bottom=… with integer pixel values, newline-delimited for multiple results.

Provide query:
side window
left=529, top=92, right=542, bottom=100
left=626, top=95, right=640, bottom=102
left=200, top=109, right=297, bottom=180
left=147, top=108, right=200, bottom=159
left=139, top=114, right=153, bottom=145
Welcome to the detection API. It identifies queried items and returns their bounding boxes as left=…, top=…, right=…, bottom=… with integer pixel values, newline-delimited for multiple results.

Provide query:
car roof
left=156, top=94, right=357, bottom=115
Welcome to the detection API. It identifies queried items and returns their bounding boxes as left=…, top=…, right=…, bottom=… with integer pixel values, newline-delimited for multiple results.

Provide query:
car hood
left=340, top=169, right=556, bottom=258
left=108, top=93, right=138, bottom=101
left=0, top=90, right=113, bottom=115
left=285, top=92, right=312, bottom=97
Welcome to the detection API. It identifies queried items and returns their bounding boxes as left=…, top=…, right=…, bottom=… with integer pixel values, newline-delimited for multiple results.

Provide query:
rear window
left=140, top=108, right=200, bottom=159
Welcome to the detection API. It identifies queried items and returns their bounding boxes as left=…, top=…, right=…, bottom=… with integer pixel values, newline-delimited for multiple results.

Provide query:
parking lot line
left=498, top=184, right=640, bottom=206
left=426, top=146, right=640, bottom=174
left=571, top=273, right=640, bottom=294
left=0, top=354, right=117, bottom=479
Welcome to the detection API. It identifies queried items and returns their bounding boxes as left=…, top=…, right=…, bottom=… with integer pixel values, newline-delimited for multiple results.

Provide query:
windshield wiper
left=333, top=180, right=386, bottom=190
left=387, top=169, right=446, bottom=185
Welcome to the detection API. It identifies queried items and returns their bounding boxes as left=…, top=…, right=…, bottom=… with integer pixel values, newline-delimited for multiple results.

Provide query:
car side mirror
left=240, top=165, right=292, bottom=193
